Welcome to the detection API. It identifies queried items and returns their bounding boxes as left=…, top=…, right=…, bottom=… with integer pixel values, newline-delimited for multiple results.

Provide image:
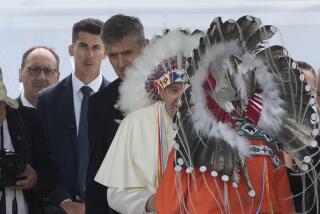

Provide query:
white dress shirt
left=20, top=91, right=35, bottom=108
left=59, top=73, right=102, bottom=205
left=2, top=119, right=28, bottom=214
left=71, top=72, right=103, bottom=133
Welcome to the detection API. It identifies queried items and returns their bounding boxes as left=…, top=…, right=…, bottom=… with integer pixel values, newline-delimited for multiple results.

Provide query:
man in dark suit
left=85, top=14, right=148, bottom=214
left=17, top=46, right=60, bottom=108
left=37, top=18, right=108, bottom=214
left=0, top=71, right=58, bottom=214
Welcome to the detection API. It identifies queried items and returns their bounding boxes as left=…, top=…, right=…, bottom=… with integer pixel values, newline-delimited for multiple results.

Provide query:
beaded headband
left=145, top=57, right=188, bottom=100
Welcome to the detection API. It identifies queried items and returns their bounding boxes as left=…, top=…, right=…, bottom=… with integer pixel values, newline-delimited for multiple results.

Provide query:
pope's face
left=160, top=82, right=185, bottom=118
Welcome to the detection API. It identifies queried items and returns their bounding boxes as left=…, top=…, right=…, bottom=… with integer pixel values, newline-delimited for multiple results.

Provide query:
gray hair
left=101, top=14, right=145, bottom=46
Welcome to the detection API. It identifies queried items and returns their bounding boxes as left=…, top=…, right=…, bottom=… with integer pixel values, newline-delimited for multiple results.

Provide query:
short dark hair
left=21, top=46, right=60, bottom=69
left=101, top=14, right=145, bottom=46
left=72, top=18, right=104, bottom=43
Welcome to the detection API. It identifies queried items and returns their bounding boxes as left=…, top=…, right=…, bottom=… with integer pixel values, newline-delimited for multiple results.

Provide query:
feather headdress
left=118, top=30, right=202, bottom=115
left=171, top=15, right=320, bottom=212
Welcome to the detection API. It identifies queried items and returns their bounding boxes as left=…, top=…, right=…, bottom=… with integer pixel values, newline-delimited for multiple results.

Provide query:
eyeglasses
left=26, top=66, right=58, bottom=76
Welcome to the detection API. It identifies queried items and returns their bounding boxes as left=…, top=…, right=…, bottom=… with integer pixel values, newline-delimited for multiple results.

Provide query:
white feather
left=235, top=52, right=285, bottom=134
left=256, top=65, right=285, bottom=134
left=118, top=31, right=202, bottom=115
left=190, top=40, right=286, bottom=159
left=191, top=41, right=250, bottom=158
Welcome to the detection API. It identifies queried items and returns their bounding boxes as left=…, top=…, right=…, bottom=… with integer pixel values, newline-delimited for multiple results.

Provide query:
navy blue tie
left=77, top=86, right=92, bottom=199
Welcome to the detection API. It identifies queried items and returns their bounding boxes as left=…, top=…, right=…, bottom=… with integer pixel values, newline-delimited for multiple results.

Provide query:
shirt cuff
left=60, top=199, right=72, bottom=206
left=107, top=187, right=155, bottom=214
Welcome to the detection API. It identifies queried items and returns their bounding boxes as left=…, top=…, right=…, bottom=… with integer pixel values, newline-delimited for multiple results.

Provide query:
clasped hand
left=11, top=163, right=37, bottom=190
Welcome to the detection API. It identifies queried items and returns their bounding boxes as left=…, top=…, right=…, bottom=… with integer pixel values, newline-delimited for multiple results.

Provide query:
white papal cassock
left=95, top=101, right=175, bottom=214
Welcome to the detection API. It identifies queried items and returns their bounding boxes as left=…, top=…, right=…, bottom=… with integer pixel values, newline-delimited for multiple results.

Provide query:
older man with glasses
left=18, top=46, right=60, bottom=108
left=0, top=67, right=59, bottom=214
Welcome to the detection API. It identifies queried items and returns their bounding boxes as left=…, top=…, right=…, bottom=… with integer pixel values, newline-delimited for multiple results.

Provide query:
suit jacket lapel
left=62, top=75, right=77, bottom=140
left=64, top=75, right=107, bottom=147
left=111, top=79, right=123, bottom=122
left=99, top=77, right=109, bottom=91
left=6, top=108, right=32, bottom=162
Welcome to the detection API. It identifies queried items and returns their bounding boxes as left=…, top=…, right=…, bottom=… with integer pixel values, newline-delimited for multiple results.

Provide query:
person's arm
left=30, top=111, right=59, bottom=196
left=36, top=95, right=69, bottom=203
left=107, top=187, right=156, bottom=214
left=13, top=105, right=59, bottom=196
left=85, top=96, right=111, bottom=214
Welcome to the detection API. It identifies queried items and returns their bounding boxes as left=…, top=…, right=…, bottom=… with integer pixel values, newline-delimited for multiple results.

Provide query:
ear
left=18, top=68, right=23, bottom=82
left=56, top=71, right=61, bottom=80
left=102, top=48, right=107, bottom=59
left=68, top=44, right=74, bottom=56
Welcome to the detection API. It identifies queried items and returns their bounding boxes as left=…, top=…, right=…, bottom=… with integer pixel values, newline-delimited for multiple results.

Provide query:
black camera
left=0, top=149, right=26, bottom=187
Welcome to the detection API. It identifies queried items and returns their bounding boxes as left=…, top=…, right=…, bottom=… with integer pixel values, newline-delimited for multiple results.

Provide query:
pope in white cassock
left=94, top=30, right=201, bottom=213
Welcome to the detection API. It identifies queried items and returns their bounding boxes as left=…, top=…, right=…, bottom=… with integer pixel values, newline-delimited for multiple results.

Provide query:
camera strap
left=0, top=121, right=18, bottom=214
left=14, top=110, right=32, bottom=163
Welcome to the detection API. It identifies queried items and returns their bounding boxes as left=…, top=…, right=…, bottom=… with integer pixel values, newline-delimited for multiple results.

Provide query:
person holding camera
left=0, top=68, right=59, bottom=214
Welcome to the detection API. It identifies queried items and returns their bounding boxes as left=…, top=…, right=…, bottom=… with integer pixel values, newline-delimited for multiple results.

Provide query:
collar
left=20, top=91, right=35, bottom=108
left=72, top=72, right=103, bottom=94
